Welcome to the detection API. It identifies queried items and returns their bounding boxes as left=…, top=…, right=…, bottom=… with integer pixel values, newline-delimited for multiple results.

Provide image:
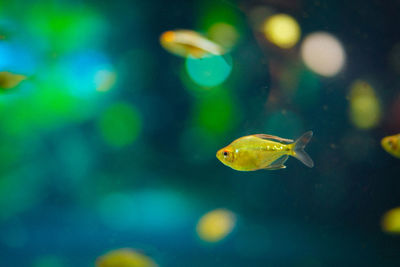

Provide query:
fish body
left=0, top=71, right=27, bottom=90
left=216, top=131, right=314, bottom=171
left=160, top=30, right=225, bottom=59
left=381, top=133, right=400, bottom=158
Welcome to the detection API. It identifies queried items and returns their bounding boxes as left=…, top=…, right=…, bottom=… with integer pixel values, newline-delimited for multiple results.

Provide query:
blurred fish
left=216, top=131, right=314, bottom=171
left=160, top=30, right=226, bottom=59
left=0, top=71, right=27, bottom=90
left=382, top=207, right=400, bottom=234
left=381, top=133, right=400, bottom=158
left=197, top=208, right=236, bottom=242
left=96, top=248, right=158, bottom=267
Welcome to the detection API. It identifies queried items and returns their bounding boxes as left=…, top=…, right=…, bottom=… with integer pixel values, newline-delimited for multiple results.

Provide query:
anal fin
left=263, top=165, right=286, bottom=170
left=262, top=155, right=289, bottom=170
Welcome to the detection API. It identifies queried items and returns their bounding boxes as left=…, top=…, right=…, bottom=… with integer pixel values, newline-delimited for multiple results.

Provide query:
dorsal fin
left=252, top=134, right=294, bottom=143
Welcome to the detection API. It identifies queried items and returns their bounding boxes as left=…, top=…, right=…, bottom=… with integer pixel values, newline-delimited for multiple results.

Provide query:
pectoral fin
left=188, top=46, right=207, bottom=59
left=262, top=155, right=289, bottom=170
left=253, top=134, right=294, bottom=143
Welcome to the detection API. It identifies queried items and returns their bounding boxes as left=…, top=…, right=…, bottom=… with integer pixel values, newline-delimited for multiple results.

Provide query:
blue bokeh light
left=98, top=189, right=194, bottom=232
left=0, top=42, right=37, bottom=75
left=185, top=55, right=232, bottom=87
left=58, top=50, right=113, bottom=98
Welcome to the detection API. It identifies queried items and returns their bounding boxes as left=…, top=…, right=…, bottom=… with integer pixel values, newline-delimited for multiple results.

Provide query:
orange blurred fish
left=0, top=71, right=27, bottom=90
left=160, top=29, right=226, bottom=59
left=216, top=131, right=314, bottom=171
left=381, top=133, right=400, bottom=158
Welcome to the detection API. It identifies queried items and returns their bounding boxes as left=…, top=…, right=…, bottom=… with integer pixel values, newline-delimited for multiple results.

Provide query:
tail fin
left=292, top=131, right=314, bottom=168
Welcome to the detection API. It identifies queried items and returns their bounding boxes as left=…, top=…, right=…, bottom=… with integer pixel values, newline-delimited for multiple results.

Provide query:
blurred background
left=1, top=0, right=400, bottom=266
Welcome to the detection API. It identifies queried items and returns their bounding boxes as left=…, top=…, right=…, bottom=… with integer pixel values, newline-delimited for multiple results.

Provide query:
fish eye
left=223, top=151, right=228, bottom=156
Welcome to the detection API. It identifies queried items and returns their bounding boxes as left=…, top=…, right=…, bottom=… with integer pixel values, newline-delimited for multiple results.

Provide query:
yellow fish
left=0, top=71, right=27, bottom=90
left=160, top=29, right=225, bottom=59
left=381, top=133, right=400, bottom=158
left=96, top=248, right=158, bottom=267
left=216, top=131, right=314, bottom=171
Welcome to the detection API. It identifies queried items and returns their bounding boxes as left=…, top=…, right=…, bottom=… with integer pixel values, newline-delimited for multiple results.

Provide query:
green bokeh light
left=196, top=0, right=242, bottom=33
left=193, top=89, right=239, bottom=135
left=185, top=55, right=232, bottom=87
left=98, top=102, right=141, bottom=148
left=27, top=3, right=107, bottom=52
left=0, top=82, right=90, bottom=137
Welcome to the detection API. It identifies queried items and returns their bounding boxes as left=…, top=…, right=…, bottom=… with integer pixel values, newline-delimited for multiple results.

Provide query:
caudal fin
left=292, top=131, right=314, bottom=168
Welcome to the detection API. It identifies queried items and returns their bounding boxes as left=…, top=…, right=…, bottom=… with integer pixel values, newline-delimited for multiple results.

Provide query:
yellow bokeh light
left=382, top=207, right=400, bottom=234
left=263, top=14, right=301, bottom=49
left=196, top=208, right=236, bottom=243
left=349, top=80, right=381, bottom=129
left=96, top=248, right=158, bottom=267
left=301, top=32, right=345, bottom=77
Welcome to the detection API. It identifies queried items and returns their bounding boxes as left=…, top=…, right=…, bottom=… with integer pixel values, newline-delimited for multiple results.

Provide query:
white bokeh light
left=301, top=32, right=345, bottom=77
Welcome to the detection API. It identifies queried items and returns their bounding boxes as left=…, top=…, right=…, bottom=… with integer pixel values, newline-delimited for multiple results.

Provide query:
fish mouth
left=216, top=149, right=224, bottom=162
left=161, top=31, right=175, bottom=43
left=216, top=150, right=221, bottom=160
